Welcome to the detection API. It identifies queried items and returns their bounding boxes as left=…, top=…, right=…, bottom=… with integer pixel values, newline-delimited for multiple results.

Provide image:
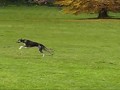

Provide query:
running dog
left=17, top=38, right=53, bottom=57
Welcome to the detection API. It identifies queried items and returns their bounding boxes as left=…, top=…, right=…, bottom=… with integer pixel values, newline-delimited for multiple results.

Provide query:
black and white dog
left=17, top=39, right=53, bottom=57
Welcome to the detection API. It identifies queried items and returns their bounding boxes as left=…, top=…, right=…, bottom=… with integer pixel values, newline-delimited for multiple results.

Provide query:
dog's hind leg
left=40, top=50, right=45, bottom=57
left=38, top=45, right=45, bottom=57
left=42, top=53, right=45, bottom=57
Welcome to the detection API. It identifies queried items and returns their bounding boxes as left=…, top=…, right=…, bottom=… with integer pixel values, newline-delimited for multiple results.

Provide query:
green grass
left=0, top=6, right=120, bottom=89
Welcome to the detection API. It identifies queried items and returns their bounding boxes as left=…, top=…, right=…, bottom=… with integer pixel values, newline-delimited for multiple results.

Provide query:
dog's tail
left=43, top=47, right=54, bottom=55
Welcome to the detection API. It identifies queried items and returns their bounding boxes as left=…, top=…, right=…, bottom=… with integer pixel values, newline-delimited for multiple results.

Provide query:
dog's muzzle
left=17, top=41, right=21, bottom=43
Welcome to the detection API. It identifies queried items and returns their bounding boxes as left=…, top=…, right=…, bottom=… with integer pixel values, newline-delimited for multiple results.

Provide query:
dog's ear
left=17, top=38, right=21, bottom=43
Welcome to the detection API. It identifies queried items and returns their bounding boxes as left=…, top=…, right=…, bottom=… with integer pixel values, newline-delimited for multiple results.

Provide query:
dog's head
left=17, top=38, right=26, bottom=43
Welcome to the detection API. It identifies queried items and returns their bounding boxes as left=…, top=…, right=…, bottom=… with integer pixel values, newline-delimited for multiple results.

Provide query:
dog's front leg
left=19, top=46, right=24, bottom=49
left=19, top=45, right=27, bottom=49
left=19, top=44, right=27, bottom=50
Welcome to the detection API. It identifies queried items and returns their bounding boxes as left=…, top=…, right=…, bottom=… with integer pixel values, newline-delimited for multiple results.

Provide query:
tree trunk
left=98, top=8, right=109, bottom=19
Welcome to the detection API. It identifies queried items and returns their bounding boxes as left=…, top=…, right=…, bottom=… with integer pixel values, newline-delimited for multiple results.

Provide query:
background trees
left=55, top=0, right=120, bottom=18
left=0, top=0, right=55, bottom=6
left=33, top=0, right=54, bottom=6
left=0, top=0, right=28, bottom=6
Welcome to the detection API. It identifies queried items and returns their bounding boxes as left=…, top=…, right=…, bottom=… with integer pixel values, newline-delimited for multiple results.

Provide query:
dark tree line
left=0, top=0, right=55, bottom=6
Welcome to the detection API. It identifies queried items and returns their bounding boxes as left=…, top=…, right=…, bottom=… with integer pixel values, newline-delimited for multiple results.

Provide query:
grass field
left=0, top=6, right=120, bottom=89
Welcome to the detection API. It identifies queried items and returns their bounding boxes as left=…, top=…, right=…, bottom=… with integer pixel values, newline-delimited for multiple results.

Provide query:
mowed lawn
left=0, top=6, right=120, bottom=89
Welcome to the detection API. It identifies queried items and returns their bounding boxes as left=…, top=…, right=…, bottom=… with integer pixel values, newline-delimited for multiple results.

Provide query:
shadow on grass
left=62, top=16, right=120, bottom=22
left=77, top=16, right=120, bottom=20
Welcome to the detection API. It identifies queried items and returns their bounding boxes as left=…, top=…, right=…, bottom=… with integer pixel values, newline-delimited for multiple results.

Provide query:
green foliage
left=0, top=6, right=120, bottom=89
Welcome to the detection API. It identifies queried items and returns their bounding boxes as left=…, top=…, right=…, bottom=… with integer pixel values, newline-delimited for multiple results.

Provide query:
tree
left=55, top=0, right=120, bottom=19
left=0, top=0, right=8, bottom=6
